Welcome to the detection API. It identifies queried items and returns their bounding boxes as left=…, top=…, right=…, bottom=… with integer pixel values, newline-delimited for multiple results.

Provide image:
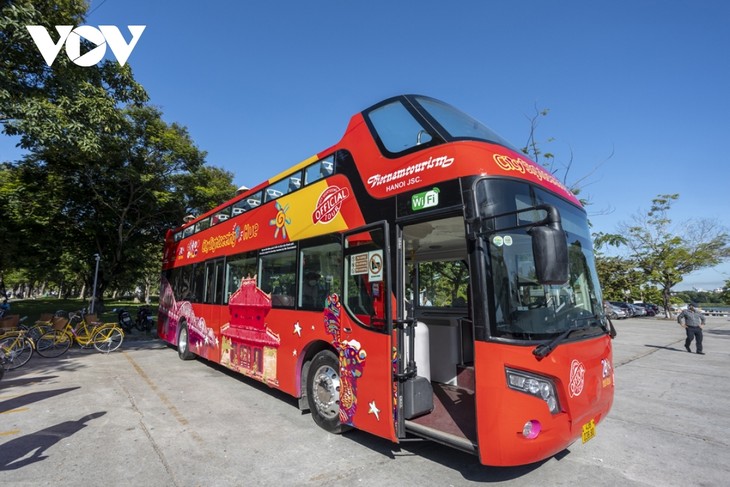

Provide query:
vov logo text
left=26, top=25, right=146, bottom=67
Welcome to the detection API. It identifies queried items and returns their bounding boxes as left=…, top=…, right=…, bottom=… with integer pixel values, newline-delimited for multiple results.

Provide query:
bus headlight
left=506, top=368, right=560, bottom=414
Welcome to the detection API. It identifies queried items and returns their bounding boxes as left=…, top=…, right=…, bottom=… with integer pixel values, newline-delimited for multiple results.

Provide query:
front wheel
left=92, top=326, right=124, bottom=353
left=36, top=330, right=72, bottom=358
left=0, top=336, right=34, bottom=370
left=306, top=350, right=348, bottom=434
left=177, top=324, right=195, bottom=360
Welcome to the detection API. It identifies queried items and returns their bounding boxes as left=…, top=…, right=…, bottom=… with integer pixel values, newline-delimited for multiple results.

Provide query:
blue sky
left=3, top=0, right=729, bottom=291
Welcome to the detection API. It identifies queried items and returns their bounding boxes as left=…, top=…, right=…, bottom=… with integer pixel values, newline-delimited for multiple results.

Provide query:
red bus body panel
left=336, top=114, right=580, bottom=205
left=474, top=337, right=614, bottom=466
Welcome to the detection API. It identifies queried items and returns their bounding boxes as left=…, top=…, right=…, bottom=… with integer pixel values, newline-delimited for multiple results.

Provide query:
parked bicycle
left=16, top=312, right=59, bottom=342
left=0, top=348, right=6, bottom=381
left=36, top=311, right=124, bottom=357
left=0, top=314, right=35, bottom=370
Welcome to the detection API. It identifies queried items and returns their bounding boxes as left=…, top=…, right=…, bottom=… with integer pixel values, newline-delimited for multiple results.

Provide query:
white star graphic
left=293, top=322, right=302, bottom=337
left=292, top=349, right=297, bottom=357
left=368, top=401, right=380, bottom=421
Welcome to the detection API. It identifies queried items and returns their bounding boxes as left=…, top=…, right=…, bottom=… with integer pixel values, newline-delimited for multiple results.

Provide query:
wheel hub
left=312, top=365, right=340, bottom=420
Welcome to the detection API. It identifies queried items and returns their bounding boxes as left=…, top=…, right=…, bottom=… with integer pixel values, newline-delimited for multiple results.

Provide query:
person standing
left=677, top=304, right=706, bottom=354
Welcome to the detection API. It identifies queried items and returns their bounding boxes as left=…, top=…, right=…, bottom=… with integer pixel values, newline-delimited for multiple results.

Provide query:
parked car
left=610, top=301, right=637, bottom=317
left=630, top=303, right=647, bottom=316
left=604, top=301, right=628, bottom=319
left=633, top=303, right=656, bottom=316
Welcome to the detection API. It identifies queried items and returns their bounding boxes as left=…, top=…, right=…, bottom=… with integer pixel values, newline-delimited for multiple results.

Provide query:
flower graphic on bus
left=323, top=294, right=367, bottom=425
left=269, top=201, right=291, bottom=239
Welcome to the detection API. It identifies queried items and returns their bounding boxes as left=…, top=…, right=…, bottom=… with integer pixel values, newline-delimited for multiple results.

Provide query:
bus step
left=456, top=365, right=475, bottom=393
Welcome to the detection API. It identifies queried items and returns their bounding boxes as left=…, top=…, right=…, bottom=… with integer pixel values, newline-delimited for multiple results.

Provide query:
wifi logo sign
left=26, top=25, right=146, bottom=67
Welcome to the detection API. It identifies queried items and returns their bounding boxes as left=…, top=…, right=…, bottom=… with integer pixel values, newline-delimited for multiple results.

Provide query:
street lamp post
left=91, top=254, right=100, bottom=314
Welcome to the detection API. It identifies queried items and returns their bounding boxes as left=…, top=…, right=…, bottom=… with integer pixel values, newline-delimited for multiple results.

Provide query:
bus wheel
left=177, top=324, right=195, bottom=361
left=306, top=350, right=348, bottom=434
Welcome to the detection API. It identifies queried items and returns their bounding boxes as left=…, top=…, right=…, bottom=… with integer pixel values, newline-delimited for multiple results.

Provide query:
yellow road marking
left=123, top=351, right=202, bottom=443
left=0, top=429, right=21, bottom=436
left=0, top=407, right=29, bottom=414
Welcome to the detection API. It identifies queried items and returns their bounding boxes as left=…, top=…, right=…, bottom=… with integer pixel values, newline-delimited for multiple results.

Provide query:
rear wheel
left=0, top=336, right=34, bottom=370
left=92, top=326, right=124, bottom=353
left=36, top=330, right=72, bottom=358
left=306, top=350, right=347, bottom=434
left=23, top=323, right=51, bottom=342
left=177, top=324, right=195, bottom=360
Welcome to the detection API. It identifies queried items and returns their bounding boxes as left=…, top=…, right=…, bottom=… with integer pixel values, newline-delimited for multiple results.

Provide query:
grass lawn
left=3, top=297, right=158, bottom=324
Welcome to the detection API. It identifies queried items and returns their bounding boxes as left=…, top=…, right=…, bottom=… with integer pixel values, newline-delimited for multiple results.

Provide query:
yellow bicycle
left=0, top=314, right=35, bottom=369
left=36, top=312, right=124, bottom=357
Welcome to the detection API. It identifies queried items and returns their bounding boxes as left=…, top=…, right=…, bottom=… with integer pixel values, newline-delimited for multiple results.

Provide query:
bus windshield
left=475, top=179, right=604, bottom=340
left=413, top=95, right=518, bottom=151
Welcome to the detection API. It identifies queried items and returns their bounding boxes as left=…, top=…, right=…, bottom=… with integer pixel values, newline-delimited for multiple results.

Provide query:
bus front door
left=330, top=223, right=397, bottom=441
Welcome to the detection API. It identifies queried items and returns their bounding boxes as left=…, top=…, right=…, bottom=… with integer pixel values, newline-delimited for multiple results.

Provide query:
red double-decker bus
left=158, top=95, right=614, bottom=466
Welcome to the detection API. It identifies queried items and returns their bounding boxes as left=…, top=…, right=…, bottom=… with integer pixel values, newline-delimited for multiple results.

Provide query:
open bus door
left=333, top=222, right=397, bottom=441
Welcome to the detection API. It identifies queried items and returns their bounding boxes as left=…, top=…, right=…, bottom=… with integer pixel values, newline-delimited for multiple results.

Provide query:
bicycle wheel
left=92, top=326, right=124, bottom=353
left=21, top=323, right=52, bottom=343
left=36, top=330, right=72, bottom=358
left=0, top=336, right=34, bottom=369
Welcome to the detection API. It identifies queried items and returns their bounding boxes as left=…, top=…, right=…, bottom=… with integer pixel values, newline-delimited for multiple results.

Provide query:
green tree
left=613, top=194, right=730, bottom=317
left=1, top=0, right=148, bottom=154
left=594, top=255, right=637, bottom=301
left=720, top=280, right=730, bottom=305
left=0, top=1, right=237, bottom=302
left=174, top=165, right=238, bottom=218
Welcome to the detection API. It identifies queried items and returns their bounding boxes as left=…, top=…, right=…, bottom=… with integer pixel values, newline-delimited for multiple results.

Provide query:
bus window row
left=173, top=155, right=335, bottom=242
left=164, top=238, right=343, bottom=312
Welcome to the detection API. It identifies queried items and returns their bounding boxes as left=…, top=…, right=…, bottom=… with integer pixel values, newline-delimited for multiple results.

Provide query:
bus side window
left=191, top=264, right=205, bottom=303
left=225, top=252, right=257, bottom=303
left=260, top=249, right=296, bottom=308
left=299, top=241, right=342, bottom=310
left=344, top=228, right=387, bottom=329
left=304, top=155, right=334, bottom=185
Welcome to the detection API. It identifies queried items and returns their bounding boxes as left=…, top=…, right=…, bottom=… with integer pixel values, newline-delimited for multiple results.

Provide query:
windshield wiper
left=532, top=320, right=598, bottom=360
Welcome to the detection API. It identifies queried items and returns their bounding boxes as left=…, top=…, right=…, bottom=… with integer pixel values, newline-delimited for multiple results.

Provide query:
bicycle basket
left=52, top=317, right=69, bottom=330
left=0, top=314, right=20, bottom=330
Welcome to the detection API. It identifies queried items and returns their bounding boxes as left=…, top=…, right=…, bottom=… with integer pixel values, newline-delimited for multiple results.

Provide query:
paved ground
left=1, top=317, right=728, bottom=486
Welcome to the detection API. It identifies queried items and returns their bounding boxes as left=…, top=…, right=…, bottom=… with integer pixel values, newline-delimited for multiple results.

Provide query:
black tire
left=177, top=324, right=195, bottom=360
left=306, top=350, right=348, bottom=434
left=36, top=330, right=72, bottom=358
left=0, top=336, right=34, bottom=370
left=92, top=326, right=124, bottom=353
left=136, top=319, right=153, bottom=333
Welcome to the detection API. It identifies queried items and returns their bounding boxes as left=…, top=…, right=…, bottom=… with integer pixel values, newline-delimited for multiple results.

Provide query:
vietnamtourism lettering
left=367, top=155, right=454, bottom=190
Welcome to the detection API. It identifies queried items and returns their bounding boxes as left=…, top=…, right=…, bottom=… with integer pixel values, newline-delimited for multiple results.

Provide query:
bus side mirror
left=529, top=225, right=568, bottom=285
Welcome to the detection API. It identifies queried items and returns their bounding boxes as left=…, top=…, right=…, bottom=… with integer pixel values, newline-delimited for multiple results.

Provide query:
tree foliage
left=603, top=194, right=730, bottom=317
left=0, top=0, right=237, bottom=301
left=1, top=0, right=148, bottom=153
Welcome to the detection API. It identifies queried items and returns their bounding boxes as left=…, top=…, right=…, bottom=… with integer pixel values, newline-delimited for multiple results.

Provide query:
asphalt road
left=1, top=316, right=729, bottom=486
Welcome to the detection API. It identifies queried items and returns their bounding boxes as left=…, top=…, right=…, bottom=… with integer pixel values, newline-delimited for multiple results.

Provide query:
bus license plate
left=581, top=419, right=596, bottom=443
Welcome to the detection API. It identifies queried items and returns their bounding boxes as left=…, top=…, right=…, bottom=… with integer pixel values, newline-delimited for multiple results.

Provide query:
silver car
left=604, top=302, right=628, bottom=319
